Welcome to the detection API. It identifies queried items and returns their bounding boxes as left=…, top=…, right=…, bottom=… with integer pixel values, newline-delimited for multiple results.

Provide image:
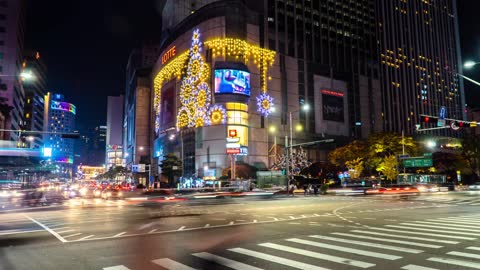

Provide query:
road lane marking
left=204, top=224, right=210, bottom=228
left=103, top=266, right=131, bottom=270
left=229, top=221, right=234, bottom=225
left=437, top=218, right=480, bottom=223
left=56, top=229, right=74, bottom=234
left=428, top=219, right=480, bottom=225
left=0, top=229, right=43, bottom=236
left=114, top=232, right=126, bottom=237
left=286, top=238, right=401, bottom=260
left=151, top=258, right=197, bottom=270
left=78, top=235, right=94, bottom=240
left=385, top=225, right=480, bottom=236
left=401, top=264, right=438, bottom=270
left=330, top=232, right=441, bottom=249
left=317, top=234, right=427, bottom=253
left=192, top=252, right=263, bottom=270
left=427, top=257, right=480, bottom=269
left=178, top=226, right=186, bottom=231
left=63, top=233, right=82, bottom=238
left=369, top=227, right=476, bottom=240
left=149, top=229, right=157, bottom=233
left=228, top=248, right=329, bottom=270
left=349, top=230, right=459, bottom=244
left=447, top=251, right=480, bottom=259
left=414, top=220, right=480, bottom=228
left=400, top=222, right=480, bottom=232
left=259, top=242, right=375, bottom=268
left=467, top=246, right=480, bottom=251
left=24, top=215, right=67, bottom=243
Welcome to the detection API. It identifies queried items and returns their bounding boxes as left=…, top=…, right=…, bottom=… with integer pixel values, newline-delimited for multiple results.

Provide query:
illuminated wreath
left=196, top=82, right=211, bottom=108
left=180, top=79, right=194, bottom=104
left=207, top=104, right=227, bottom=125
left=176, top=107, right=192, bottom=130
left=256, top=92, right=274, bottom=117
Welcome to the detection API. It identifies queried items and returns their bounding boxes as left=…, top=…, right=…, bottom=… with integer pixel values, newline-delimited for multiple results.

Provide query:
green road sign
left=403, top=158, right=433, bottom=168
left=423, top=152, right=432, bottom=157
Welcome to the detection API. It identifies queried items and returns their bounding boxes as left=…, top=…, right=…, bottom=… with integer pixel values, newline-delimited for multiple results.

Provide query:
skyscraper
left=44, top=93, right=76, bottom=178
left=0, top=0, right=26, bottom=141
left=106, top=95, right=124, bottom=169
left=376, top=0, right=465, bottom=135
left=22, top=51, right=47, bottom=149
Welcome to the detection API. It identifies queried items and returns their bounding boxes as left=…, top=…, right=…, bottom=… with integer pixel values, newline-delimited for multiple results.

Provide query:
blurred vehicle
left=414, top=184, right=439, bottom=193
left=63, top=188, right=81, bottom=199
left=366, top=185, right=419, bottom=195
left=469, top=183, right=480, bottom=190
left=101, top=188, right=123, bottom=200
left=79, top=187, right=103, bottom=198
left=440, top=182, right=455, bottom=191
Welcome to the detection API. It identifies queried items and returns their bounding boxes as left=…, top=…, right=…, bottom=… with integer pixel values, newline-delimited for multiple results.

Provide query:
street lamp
left=0, top=70, right=36, bottom=81
left=464, top=61, right=480, bottom=69
left=286, top=103, right=310, bottom=183
left=426, top=140, right=436, bottom=149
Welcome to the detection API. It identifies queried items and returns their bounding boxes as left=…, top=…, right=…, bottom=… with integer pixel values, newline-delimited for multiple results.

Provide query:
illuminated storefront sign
left=162, top=46, right=176, bottom=64
left=322, top=89, right=345, bottom=122
left=51, top=101, right=76, bottom=115
left=321, top=89, right=344, bottom=97
left=226, top=148, right=240, bottom=154
left=107, top=145, right=123, bottom=150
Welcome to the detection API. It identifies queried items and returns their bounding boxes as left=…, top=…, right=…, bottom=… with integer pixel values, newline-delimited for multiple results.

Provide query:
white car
left=469, top=183, right=480, bottom=190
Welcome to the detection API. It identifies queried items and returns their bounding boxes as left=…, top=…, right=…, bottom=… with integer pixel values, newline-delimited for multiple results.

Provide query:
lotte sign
left=162, top=46, right=176, bottom=64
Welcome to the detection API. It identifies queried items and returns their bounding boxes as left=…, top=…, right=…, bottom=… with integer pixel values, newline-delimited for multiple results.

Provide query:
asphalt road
left=2, top=192, right=480, bottom=270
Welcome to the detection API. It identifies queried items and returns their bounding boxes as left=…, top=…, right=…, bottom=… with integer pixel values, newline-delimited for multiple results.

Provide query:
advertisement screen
left=322, top=90, right=344, bottom=122
left=214, top=69, right=251, bottom=96
left=161, top=87, right=175, bottom=129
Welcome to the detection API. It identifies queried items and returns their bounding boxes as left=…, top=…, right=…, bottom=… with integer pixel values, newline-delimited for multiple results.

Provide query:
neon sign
left=162, top=46, right=176, bottom=64
left=321, top=89, right=344, bottom=97
left=51, top=101, right=76, bottom=115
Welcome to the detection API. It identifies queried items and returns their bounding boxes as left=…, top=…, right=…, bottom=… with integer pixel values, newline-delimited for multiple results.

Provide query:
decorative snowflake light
left=207, top=104, right=227, bottom=125
left=256, top=92, right=274, bottom=117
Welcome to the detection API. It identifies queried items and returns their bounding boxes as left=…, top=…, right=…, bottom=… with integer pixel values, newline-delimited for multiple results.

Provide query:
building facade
left=92, top=125, right=107, bottom=165
left=22, top=51, right=47, bottom=149
left=106, top=95, right=124, bottom=169
left=123, top=44, right=160, bottom=183
left=44, top=93, right=76, bottom=178
left=151, top=0, right=383, bottom=182
left=376, top=0, right=465, bottom=136
left=0, top=0, right=26, bottom=141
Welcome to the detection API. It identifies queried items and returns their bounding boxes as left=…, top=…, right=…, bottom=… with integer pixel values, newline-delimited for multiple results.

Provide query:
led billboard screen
left=214, top=69, right=251, bottom=96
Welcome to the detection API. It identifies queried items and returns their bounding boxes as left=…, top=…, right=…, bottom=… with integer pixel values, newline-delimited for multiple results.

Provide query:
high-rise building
left=123, top=44, right=159, bottom=184
left=92, top=125, right=107, bottom=165
left=106, top=95, right=124, bottom=169
left=44, top=93, right=76, bottom=178
left=376, top=0, right=465, bottom=135
left=22, top=51, right=47, bottom=149
left=0, top=0, right=26, bottom=141
left=150, top=0, right=382, bottom=184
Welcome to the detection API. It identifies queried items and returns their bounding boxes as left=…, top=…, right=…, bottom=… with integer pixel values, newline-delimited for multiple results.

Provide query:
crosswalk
left=102, top=214, right=480, bottom=270
left=411, top=196, right=480, bottom=206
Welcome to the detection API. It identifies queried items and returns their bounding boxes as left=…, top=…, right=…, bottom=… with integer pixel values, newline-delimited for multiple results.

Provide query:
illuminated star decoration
left=207, top=104, right=227, bottom=125
left=176, top=29, right=226, bottom=130
left=256, top=92, right=274, bottom=117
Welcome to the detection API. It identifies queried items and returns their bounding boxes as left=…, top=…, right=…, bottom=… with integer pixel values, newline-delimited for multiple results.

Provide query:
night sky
left=25, top=1, right=480, bottom=133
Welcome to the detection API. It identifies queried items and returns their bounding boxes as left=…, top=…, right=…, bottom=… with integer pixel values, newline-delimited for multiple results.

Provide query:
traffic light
left=421, top=116, right=438, bottom=125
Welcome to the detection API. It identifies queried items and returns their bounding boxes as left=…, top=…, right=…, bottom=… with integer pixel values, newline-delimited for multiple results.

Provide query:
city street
left=2, top=193, right=480, bottom=270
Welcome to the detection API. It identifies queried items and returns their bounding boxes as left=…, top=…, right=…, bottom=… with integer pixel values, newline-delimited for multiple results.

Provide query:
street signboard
left=437, top=119, right=445, bottom=127
left=226, top=143, right=241, bottom=149
left=403, top=158, right=433, bottom=168
left=423, top=152, right=432, bottom=157
left=226, top=137, right=240, bottom=143
left=133, top=164, right=146, bottom=173
left=226, top=148, right=240, bottom=154
left=439, top=106, right=446, bottom=119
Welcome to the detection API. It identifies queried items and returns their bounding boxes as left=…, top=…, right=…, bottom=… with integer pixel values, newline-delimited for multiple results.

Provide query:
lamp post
left=285, top=103, right=310, bottom=183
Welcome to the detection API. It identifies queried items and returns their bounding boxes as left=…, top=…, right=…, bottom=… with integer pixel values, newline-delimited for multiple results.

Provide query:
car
left=414, top=184, right=439, bottom=193
left=101, top=189, right=123, bottom=200
left=366, top=185, right=419, bottom=195
left=469, top=183, right=480, bottom=190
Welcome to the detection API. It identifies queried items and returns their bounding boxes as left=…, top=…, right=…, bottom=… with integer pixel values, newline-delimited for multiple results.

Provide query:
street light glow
left=302, top=104, right=310, bottom=111
left=20, top=70, right=35, bottom=81
left=295, top=124, right=303, bottom=131
left=464, top=61, right=478, bottom=69
left=139, top=146, right=144, bottom=151
left=269, top=126, right=276, bottom=133
left=426, top=140, right=436, bottom=148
